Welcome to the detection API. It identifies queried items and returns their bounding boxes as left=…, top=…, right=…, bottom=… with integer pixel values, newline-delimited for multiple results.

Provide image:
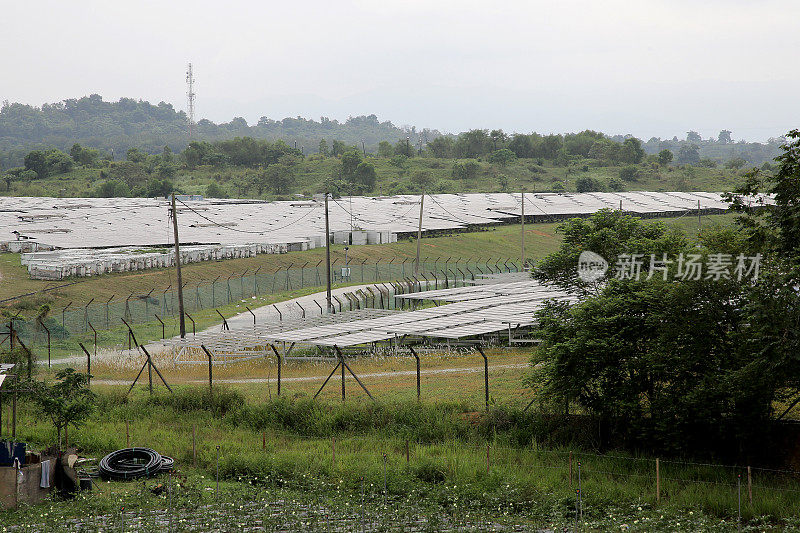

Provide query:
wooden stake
left=747, top=466, right=752, bottom=504
left=656, top=458, right=661, bottom=503
left=262, top=431, right=266, bottom=451
left=569, top=451, right=573, bottom=487
left=405, top=440, right=410, bottom=463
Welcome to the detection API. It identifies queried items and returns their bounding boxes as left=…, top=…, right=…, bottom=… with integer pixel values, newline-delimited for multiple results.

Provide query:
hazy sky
left=2, top=0, right=798, bottom=141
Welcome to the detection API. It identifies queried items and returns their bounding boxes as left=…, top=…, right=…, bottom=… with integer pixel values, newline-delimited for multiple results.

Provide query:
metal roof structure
left=1, top=191, right=762, bottom=251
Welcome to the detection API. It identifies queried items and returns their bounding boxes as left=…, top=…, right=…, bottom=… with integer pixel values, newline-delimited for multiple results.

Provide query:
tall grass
left=8, top=387, right=799, bottom=527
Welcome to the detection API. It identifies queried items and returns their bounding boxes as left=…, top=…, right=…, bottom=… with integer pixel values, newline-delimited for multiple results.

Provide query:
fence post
left=201, top=345, right=213, bottom=393
left=105, top=295, right=114, bottom=328
left=738, top=474, right=742, bottom=532
left=254, top=267, right=262, bottom=296
left=656, top=458, right=660, bottom=503
left=578, top=462, right=583, bottom=525
left=747, top=465, right=752, bottom=504
left=569, top=451, right=573, bottom=487
left=62, top=301, right=72, bottom=331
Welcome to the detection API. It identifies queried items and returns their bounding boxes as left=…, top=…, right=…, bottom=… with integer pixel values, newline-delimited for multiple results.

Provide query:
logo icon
left=577, top=251, right=608, bottom=283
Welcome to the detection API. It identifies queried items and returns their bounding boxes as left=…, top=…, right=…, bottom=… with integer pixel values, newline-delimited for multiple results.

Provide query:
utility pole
left=171, top=193, right=186, bottom=338
left=698, top=199, right=702, bottom=235
left=521, top=188, right=525, bottom=269
left=325, top=191, right=333, bottom=313
left=415, top=191, right=424, bottom=274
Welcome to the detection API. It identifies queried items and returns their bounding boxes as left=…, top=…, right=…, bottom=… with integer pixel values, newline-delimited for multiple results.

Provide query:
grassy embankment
left=2, top=155, right=749, bottom=200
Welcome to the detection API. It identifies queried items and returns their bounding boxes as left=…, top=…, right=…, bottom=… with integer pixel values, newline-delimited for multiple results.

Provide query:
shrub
left=618, top=165, right=639, bottom=182
left=575, top=176, right=604, bottom=193
left=607, top=177, right=625, bottom=191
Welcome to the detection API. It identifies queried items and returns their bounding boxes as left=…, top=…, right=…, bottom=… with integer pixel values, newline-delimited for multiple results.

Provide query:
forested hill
left=0, top=95, right=437, bottom=168
left=0, top=95, right=783, bottom=170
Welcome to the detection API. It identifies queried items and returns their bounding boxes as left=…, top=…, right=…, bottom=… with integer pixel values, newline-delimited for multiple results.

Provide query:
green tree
left=657, top=149, right=673, bottom=166
left=619, top=137, right=645, bottom=164
left=145, top=178, right=175, bottom=197
left=454, top=129, right=491, bottom=158
left=726, top=129, right=800, bottom=258
left=426, top=136, right=454, bottom=158
left=331, top=140, right=347, bottom=157
left=34, top=368, right=95, bottom=449
left=725, top=157, right=747, bottom=170
left=411, top=170, right=435, bottom=190
left=377, top=141, right=394, bottom=158
left=718, top=130, right=732, bottom=144
left=534, top=209, right=686, bottom=290
left=488, top=148, right=517, bottom=167
left=452, top=160, right=480, bottom=181
left=618, top=165, right=639, bottom=182
left=23, top=150, right=47, bottom=178
left=262, top=155, right=298, bottom=195
left=676, top=144, right=700, bottom=165
left=686, top=130, right=702, bottom=143
left=394, top=138, right=413, bottom=157
left=70, top=143, right=83, bottom=162
left=341, top=150, right=363, bottom=177
left=490, top=129, right=508, bottom=150
left=205, top=182, right=227, bottom=198
left=2, top=173, right=15, bottom=191
left=353, top=161, right=377, bottom=191
left=575, top=176, right=603, bottom=192
left=94, top=179, right=130, bottom=197
left=318, top=139, right=330, bottom=156
left=126, top=147, right=147, bottom=163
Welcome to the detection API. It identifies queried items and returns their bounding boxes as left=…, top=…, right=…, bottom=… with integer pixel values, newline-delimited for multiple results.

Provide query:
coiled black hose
left=99, top=448, right=173, bottom=480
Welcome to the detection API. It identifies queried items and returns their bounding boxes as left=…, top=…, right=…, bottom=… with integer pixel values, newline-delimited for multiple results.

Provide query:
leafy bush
left=607, top=177, right=625, bottom=191
left=575, top=177, right=604, bottom=193
left=618, top=165, right=639, bottom=182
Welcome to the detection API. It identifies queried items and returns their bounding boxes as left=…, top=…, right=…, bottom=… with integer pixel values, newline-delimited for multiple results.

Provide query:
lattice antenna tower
left=186, top=63, right=196, bottom=137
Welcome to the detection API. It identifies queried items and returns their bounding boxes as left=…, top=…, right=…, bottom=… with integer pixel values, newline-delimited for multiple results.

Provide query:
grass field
left=3, top=374, right=800, bottom=531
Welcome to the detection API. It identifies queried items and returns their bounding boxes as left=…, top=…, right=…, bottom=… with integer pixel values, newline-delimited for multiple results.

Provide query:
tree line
left=528, top=130, right=800, bottom=460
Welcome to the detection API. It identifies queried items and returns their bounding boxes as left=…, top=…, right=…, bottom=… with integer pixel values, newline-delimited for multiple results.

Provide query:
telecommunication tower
left=186, top=63, right=196, bottom=137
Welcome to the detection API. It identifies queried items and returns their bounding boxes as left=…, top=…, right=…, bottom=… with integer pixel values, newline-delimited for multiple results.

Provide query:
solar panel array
left=1, top=191, right=758, bottom=251
left=166, top=279, right=573, bottom=358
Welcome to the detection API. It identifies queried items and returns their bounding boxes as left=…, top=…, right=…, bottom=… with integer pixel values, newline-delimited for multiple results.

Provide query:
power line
left=175, top=198, right=319, bottom=234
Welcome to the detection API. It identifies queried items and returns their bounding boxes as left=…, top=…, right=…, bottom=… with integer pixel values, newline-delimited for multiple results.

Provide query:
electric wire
left=175, top=198, right=318, bottom=235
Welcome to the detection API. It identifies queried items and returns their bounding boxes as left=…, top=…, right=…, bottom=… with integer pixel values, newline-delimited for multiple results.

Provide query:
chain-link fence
left=1, top=258, right=521, bottom=351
